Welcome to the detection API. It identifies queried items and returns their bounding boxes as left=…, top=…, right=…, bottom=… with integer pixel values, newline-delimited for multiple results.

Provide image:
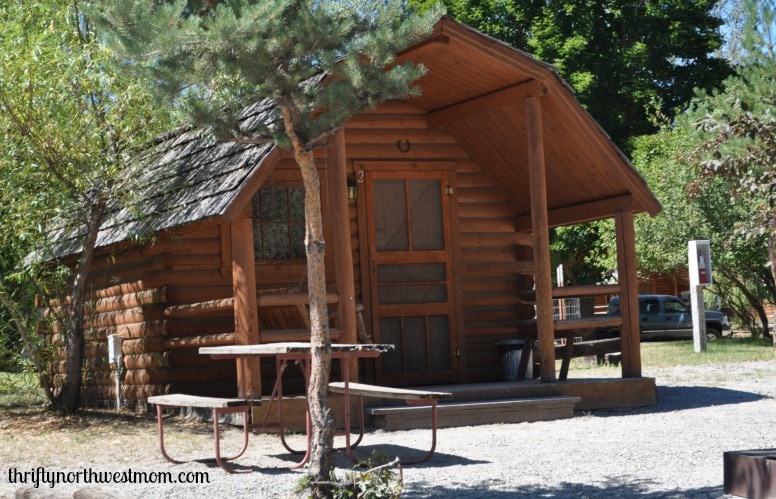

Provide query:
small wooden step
left=365, top=396, right=580, bottom=431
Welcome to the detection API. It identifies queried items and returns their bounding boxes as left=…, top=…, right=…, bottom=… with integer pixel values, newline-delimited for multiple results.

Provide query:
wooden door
left=364, top=170, right=457, bottom=386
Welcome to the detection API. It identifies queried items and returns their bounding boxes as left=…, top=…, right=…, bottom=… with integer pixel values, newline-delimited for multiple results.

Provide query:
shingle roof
left=48, top=126, right=275, bottom=259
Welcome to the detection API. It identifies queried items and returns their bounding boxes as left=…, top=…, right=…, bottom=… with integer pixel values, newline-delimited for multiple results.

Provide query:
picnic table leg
left=339, top=358, right=366, bottom=463
left=155, top=404, right=251, bottom=474
left=399, top=400, right=440, bottom=465
left=286, top=358, right=312, bottom=469
left=273, top=360, right=306, bottom=455
left=212, top=407, right=251, bottom=474
left=343, top=393, right=368, bottom=464
left=155, top=404, right=185, bottom=465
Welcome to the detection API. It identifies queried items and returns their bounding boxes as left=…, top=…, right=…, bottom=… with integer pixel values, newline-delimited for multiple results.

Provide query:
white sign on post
left=688, top=241, right=712, bottom=352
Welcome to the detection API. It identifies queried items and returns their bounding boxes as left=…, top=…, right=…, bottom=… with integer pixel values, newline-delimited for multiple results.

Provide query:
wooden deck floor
left=251, top=377, right=657, bottom=432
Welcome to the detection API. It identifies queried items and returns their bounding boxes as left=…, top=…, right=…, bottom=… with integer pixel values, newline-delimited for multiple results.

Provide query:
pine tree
left=90, top=0, right=443, bottom=492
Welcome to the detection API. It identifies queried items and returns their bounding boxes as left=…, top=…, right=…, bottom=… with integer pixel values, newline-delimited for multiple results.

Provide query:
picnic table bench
left=329, top=381, right=452, bottom=464
left=147, top=394, right=258, bottom=473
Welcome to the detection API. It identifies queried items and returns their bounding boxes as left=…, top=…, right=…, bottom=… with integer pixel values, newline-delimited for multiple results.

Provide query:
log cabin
left=48, top=17, right=662, bottom=412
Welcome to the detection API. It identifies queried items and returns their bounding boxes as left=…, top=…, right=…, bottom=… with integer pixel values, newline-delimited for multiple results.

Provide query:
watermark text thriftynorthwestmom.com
left=6, top=467, right=210, bottom=489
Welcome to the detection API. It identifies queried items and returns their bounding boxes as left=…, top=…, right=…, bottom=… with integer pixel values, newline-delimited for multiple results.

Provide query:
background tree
left=549, top=222, right=616, bottom=286
left=688, top=0, right=775, bottom=345
left=631, top=125, right=775, bottom=338
left=409, top=0, right=543, bottom=49
left=0, top=0, right=170, bottom=413
left=528, top=0, right=731, bottom=149
left=91, top=0, right=442, bottom=493
left=624, top=0, right=776, bottom=342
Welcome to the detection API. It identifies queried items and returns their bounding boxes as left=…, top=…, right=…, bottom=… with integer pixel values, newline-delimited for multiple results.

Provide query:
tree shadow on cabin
left=593, top=385, right=765, bottom=417
left=401, top=478, right=724, bottom=498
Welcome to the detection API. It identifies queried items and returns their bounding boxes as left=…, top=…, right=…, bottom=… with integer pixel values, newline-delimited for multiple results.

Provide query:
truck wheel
left=706, top=328, right=722, bottom=341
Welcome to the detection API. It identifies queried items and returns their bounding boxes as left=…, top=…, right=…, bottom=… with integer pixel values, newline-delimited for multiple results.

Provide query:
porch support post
left=231, top=214, right=261, bottom=397
left=327, top=128, right=359, bottom=376
left=526, top=87, right=556, bottom=382
left=615, top=210, right=642, bottom=377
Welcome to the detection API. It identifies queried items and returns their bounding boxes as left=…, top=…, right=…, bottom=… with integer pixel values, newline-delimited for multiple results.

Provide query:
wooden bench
left=328, top=382, right=452, bottom=464
left=147, top=394, right=258, bottom=473
left=515, top=336, right=622, bottom=381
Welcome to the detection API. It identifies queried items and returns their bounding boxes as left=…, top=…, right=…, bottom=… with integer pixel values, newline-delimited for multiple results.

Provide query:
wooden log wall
left=455, top=160, right=536, bottom=382
left=47, top=223, right=239, bottom=410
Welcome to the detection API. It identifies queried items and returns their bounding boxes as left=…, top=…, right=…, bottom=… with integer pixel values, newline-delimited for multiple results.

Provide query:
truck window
left=664, top=298, right=687, bottom=314
left=640, top=298, right=660, bottom=314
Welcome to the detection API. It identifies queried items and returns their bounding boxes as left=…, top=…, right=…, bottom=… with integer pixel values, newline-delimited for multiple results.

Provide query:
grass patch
left=0, top=371, right=46, bottom=407
left=563, top=337, right=774, bottom=376
left=639, top=337, right=775, bottom=368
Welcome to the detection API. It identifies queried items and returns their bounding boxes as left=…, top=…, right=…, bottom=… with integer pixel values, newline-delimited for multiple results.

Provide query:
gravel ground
left=2, top=360, right=775, bottom=498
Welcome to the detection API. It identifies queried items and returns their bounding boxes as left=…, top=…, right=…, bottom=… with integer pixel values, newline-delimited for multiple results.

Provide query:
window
left=640, top=298, right=660, bottom=315
left=252, top=186, right=306, bottom=260
left=664, top=298, right=687, bottom=314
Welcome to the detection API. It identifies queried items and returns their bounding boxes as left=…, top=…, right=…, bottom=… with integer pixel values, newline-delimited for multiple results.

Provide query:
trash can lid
left=496, top=339, right=524, bottom=346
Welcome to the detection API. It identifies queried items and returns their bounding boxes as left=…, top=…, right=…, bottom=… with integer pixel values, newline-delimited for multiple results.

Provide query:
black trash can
left=497, top=339, right=532, bottom=381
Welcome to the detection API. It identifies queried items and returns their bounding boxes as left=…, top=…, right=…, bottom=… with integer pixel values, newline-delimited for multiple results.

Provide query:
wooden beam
left=552, top=284, right=622, bottom=299
left=615, top=210, right=641, bottom=378
left=526, top=93, right=556, bottom=382
left=231, top=215, right=261, bottom=398
left=436, top=18, right=551, bottom=81
left=427, top=80, right=536, bottom=128
left=395, top=33, right=450, bottom=60
left=256, top=292, right=339, bottom=307
left=327, top=128, right=358, bottom=363
left=515, top=195, right=635, bottom=231
left=219, top=223, right=231, bottom=277
left=542, top=78, right=661, bottom=216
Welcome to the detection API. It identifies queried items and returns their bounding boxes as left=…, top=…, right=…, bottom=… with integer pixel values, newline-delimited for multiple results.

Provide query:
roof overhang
left=394, top=16, right=661, bottom=223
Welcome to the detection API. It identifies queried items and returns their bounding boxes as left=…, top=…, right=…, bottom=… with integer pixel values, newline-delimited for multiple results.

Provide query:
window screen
left=252, top=186, right=306, bottom=260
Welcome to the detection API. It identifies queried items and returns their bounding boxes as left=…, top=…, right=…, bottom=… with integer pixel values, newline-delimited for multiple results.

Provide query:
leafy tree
left=550, top=222, right=615, bottom=286
left=631, top=125, right=774, bottom=338
left=528, top=0, right=732, bottom=151
left=0, top=0, right=170, bottom=412
left=626, top=0, right=776, bottom=340
left=90, top=0, right=443, bottom=493
left=409, top=0, right=543, bottom=49
left=685, top=0, right=775, bottom=345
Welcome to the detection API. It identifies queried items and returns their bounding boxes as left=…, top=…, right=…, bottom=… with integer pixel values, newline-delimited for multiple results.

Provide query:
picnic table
left=199, top=342, right=393, bottom=468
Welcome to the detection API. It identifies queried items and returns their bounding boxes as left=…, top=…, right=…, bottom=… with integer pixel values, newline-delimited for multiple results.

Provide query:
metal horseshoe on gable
left=396, top=139, right=411, bottom=153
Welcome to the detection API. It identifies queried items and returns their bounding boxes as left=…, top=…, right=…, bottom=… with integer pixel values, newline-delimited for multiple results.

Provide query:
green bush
left=296, top=452, right=403, bottom=499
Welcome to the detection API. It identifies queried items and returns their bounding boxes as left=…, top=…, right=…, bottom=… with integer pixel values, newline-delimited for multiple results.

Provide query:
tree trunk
left=57, top=199, right=106, bottom=413
left=280, top=106, right=334, bottom=496
left=769, top=236, right=776, bottom=353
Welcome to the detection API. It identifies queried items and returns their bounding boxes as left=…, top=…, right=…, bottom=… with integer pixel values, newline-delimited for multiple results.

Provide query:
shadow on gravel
left=402, top=478, right=725, bottom=498
left=594, top=385, right=765, bottom=417
left=330, top=444, right=488, bottom=468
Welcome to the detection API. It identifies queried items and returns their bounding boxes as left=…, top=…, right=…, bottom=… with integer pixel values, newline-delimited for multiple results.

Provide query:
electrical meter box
left=107, top=334, right=123, bottom=363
